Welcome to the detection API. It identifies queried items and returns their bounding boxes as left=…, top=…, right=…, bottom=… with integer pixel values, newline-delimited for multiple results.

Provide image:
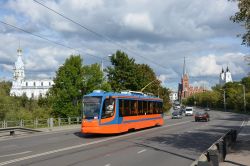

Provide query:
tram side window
left=101, top=98, right=115, bottom=119
left=119, top=99, right=139, bottom=117
left=119, top=99, right=124, bottom=117
left=143, top=101, right=148, bottom=115
left=148, top=101, right=154, bottom=114
left=158, top=102, right=163, bottom=114
left=130, top=100, right=138, bottom=116
left=153, top=102, right=157, bottom=114
left=124, top=100, right=130, bottom=116
left=138, top=100, right=143, bottom=115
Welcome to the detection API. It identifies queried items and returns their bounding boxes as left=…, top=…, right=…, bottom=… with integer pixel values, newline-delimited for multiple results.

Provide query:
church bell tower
left=13, top=45, right=25, bottom=88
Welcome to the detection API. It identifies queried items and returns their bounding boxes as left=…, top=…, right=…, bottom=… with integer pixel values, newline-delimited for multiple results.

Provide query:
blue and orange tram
left=81, top=90, right=164, bottom=134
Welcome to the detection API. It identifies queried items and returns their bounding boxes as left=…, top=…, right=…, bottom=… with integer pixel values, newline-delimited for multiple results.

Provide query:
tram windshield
left=83, top=96, right=102, bottom=119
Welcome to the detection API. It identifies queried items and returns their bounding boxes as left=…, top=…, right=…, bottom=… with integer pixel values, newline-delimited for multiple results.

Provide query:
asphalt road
left=0, top=109, right=247, bottom=166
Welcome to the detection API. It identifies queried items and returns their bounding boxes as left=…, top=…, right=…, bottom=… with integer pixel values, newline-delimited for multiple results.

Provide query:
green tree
left=106, top=50, right=171, bottom=112
left=230, top=0, right=250, bottom=46
left=136, top=64, right=160, bottom=94
left=106, top=50, right=138, bottom=91
left=49, top=55, right=84, bottom=117
left=241, top=76, right=250, bottom=92
left=0, top=81, right=52, bottom=120
left=82, top=63, right=111, bottom=94
left=0, top=81, right=11, bottom=96
left=224, top=82, right=243, bottom=111
left=158, top=86, right=171, bottom=112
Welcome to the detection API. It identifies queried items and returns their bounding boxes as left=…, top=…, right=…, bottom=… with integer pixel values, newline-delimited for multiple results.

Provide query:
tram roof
left=84, top=90, right=162, bottom=100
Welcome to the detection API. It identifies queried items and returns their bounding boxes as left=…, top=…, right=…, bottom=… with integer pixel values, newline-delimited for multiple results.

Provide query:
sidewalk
left=220, top=120, right=250, bottom=166
left=37, top=124, right=81, bottom=132
left=0, top=125, right=81, bottom=140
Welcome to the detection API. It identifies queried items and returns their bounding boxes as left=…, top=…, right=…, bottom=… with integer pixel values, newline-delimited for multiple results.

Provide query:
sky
left=0, top=0, right=249, bottom=91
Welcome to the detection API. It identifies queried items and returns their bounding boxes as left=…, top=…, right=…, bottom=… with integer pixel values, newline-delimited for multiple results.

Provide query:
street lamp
left=238, top=83, right=246, bottom=113
left=223, top=89, right=226, bottom=112
left=220, top=88, right=226, bottom=112
left=101, top=54, right=112, bottom=72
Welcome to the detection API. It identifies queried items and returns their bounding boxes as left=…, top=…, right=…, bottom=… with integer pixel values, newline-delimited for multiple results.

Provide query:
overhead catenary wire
left=0, top=20, right=105, bottom=61
left=33, top=0, right=172, bottom=71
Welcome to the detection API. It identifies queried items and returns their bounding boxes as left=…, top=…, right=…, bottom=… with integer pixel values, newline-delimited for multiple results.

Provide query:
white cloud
left=192, top=80, right=211, bottom=90
left=60, top=0, right=104, bottom=11
left=122, top=13, right=154, bottom=32
left=189, top=55, right=221, bottom=76
left=3, top=15, right=17, bottom=25
left=216, top=53, right=246, bottom=75
left=7, top=0, right=52, bottom=22
left=36, top=73, right=53, bottom=79
left=189, top=53, right=247, bottom=77
left=51, top=20, right=76, bottom=32
left=24, top=47, right=72, bottom=72
left=1, top=64, right=12, bottom=72
left=158, top=74, right=167, bottom=84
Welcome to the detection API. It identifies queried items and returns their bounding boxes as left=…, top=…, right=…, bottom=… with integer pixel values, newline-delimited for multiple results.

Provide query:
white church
left=219, top=66, right=233, bottom=85
left=10, top=47, right=54, bottom=99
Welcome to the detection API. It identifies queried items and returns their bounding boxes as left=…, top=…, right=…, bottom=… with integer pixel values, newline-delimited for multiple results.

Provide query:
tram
left=81, top=90, right=164, bottom=134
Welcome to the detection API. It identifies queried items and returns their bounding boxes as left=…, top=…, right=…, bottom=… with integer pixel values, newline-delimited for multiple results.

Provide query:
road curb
left=191, top=129, right=238, bottom=166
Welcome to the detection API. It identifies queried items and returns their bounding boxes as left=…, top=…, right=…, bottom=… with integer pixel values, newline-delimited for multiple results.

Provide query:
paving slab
left=220, top=120, right=250, bottom=166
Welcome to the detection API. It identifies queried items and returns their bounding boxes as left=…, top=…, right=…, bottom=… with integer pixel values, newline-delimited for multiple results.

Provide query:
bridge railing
left=0, top=117, right=82, bottom=129
left=191, top=129, right=238, bottom=166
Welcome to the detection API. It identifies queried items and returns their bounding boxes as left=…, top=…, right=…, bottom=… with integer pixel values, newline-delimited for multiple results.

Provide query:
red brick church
left=178, top=57, right=205, bottom=101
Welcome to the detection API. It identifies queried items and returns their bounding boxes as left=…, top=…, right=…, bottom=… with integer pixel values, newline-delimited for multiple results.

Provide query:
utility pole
left=241, top=84, right=246, bottom=113
left=101, top=54, right=112, bottom=72
left=243, top=85, right=246, bottom=113
left=239, top=84, right=246, bottom=113
left=101, top=59, right=104, bottom=72
left=223, top=89, right=226, bottom=112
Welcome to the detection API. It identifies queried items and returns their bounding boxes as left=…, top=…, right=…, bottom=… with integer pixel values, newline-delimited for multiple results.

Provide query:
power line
left=33, top=0, right=171, bottom=71
left=0, top=20, right=104, bottom=61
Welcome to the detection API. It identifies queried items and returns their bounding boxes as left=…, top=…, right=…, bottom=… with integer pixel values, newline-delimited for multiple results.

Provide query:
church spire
left=226, top=66, right=229, bottom=72
left=221, top=67, right=224, bottom=73
left=183, top=56, right=187, bottom=76
left=17, top=40, right=22, bottom=56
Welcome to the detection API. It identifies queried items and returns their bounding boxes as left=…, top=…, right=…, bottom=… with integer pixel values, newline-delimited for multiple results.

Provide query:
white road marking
left=105, top=163, right=111, bottom=166
left=0, top=151, right=32, bottom=158
left=137, top=149, right=146, bottom=154
left=0, top=120, right=191, bottom=166
left=238, top=133, right=250, bottom=136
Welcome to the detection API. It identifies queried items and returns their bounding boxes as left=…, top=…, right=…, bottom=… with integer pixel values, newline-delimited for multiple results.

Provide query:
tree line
left=0, top=50, right=171, bottom=120
left=183, top=77, right=250, bottom=113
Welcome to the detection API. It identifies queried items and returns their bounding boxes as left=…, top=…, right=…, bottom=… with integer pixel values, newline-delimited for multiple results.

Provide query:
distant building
left=10, top=47, right=54, bottom=99
left=219, top=67, right=233, bottom=85
left=178, top=57, right=205, bottom=101
left=169, top=91, right=178, bottom=102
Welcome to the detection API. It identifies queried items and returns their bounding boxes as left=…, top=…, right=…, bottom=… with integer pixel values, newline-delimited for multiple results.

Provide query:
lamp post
left=223, top=89, right=226, bottom=112
left=101, top=54, right=112, bottom=72
left=220, top=88, right=226, bottom=111
left=239, top=84, right=246, bottom=113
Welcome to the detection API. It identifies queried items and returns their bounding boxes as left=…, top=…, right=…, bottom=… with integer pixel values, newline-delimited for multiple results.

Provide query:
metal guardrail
left=191, top=129, right=237, bottom=166
left=0, top=117, right=81, bottom=129
left=0, top=127, right=42, bottom=137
